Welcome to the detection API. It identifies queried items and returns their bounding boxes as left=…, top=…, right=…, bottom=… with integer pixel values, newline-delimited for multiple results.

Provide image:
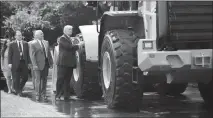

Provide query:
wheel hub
left=73, top=51, right=80, bottom=82
left=102, top=51, right=112, bottom=89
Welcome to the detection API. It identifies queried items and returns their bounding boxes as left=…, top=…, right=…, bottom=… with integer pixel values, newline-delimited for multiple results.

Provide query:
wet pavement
left=50, top=88, right=212, bottom=118
left=22, top=79, right=213, bottom=117
left=1, top=72, right=213, bottom=117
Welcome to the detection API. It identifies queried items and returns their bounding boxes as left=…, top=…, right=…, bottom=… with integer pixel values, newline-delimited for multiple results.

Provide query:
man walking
left=8, top=30, right=31, bottom=96
left=28, top=38, right=36, bottom=90
left=29, top=30, right=53, bottom=101
left=56, top=25, right=79, bottom=101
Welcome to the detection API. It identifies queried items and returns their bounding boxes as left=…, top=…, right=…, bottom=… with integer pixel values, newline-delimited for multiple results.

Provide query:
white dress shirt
left=17, top=41, right=24, bottom=57
left=37, top=39, right=47, bottom=57
left=17, top=40, right=23, bottom=52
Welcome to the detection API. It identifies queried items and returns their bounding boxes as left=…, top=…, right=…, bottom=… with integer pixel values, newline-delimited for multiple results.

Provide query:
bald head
left=15, top=30, right=23, bottom=41
left=63, top=25, right=73, bottom=36
left=34, top=30, right=44, bottom=40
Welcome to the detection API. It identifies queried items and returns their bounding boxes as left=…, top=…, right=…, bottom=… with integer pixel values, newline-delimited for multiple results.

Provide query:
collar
left=17, top=40, right=22, bottom=43
left=37, top=39, right=43, bottom=42
left=64, top=34, right=71, bottom=39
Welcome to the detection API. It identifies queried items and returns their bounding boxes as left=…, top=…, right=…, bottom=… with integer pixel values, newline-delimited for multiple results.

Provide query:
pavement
left=1, top=90, right=67, bottom=117
left=1, top=76, right=68, bottom=117
left=1, top=69, right=213, bottom=117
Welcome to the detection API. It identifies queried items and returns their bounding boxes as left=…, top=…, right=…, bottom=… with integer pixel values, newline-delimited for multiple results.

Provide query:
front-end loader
left=58, top=1, right=213, bottom=111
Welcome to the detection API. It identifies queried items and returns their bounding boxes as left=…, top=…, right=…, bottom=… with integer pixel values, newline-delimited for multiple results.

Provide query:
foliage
left=0, top=1, right=16, bottom=38
left=2, top=1, right=97, bottom=44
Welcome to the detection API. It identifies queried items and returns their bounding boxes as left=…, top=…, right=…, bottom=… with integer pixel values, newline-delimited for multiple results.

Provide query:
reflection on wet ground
left=23, top=81, right=212, bottom=118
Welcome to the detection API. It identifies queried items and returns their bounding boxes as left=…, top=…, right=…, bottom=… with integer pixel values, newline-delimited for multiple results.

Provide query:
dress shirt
left=17, top=40, right=23, bottom=52
left=37, top=39, right=47, bottom=57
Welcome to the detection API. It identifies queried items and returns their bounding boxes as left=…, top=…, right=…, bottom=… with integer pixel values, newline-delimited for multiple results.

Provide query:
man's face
left=65, top=27, right=73, bottom=36
left=34, top=31, right=44, bottom=40
left=15, top=31, right=23, bottom=41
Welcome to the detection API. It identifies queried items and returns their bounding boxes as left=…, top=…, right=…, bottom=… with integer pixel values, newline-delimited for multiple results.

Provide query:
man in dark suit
left=56, top=25, right=79, bottom=101
left=8, top=30, right=31, bottom=96
left=29, top=30, right=53, bottom=102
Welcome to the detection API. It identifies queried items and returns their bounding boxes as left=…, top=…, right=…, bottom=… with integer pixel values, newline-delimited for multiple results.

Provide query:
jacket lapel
left=22, top=42, right=25, bottom=56
left=14, top=41, right=19, bottom=52
left=44, top=40, right=48, bottom=57
left=63, top=34, right=72, bottom=44
left=35, top=40, right=42, bottom=49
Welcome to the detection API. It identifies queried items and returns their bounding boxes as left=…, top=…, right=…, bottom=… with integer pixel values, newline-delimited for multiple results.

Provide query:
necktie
left=19, top=42, right=22, bottom=52
left=41, top=41, right=47, bottom=58
left=19, top=42, right=24, bottom=59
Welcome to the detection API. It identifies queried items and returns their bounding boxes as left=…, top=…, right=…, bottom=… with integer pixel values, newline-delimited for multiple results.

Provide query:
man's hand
left=49, top=65, right=53, bottom=69
left=33, top=66, right=39, bottom=70
left=8, top=64, right=12, bottom=69
left=28, top=64, right=32, bottom=69
left=73, top=44, right=80, bottom=50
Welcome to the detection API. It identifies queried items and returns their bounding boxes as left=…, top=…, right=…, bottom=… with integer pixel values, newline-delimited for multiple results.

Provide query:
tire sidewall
left=71, top=49, right=84, bottom=96
left=100, top=34, right=116, bottom=106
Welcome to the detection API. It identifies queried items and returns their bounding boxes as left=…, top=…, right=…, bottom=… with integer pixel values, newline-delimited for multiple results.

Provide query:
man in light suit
left=8, top=30, right=31, bottom=96
left=29, top=30, right=53, bottom=101
left=56, top=25, right=79, bottom=101
left=28, top=37, right=36, bottom=90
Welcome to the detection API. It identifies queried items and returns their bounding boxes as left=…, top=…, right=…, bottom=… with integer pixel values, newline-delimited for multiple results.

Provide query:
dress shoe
left=64, top=97, right=70, bottom=102
left=36, top=95, right=40, bottom=102
left=42, top=96, right=48, bottom=102
left=12, top=90, right=17, bottom=95
left=13, top=92, right=18, bottom=95
left=18, top=93, right=23, bottom=97
left=55, top=96, right=61, bottom=101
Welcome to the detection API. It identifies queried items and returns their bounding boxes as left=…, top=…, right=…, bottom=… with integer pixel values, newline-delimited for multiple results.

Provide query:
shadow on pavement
left=17, top=76, right=213, bottom=118
left=50, top=92, right=213, bottom=118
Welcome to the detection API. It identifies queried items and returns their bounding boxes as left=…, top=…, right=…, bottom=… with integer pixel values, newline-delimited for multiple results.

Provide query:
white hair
left=34, top=30, right=43, bottom=40
left=63, top=25, right=73, bottom=34
left=34, top=30, right=43, bottom=36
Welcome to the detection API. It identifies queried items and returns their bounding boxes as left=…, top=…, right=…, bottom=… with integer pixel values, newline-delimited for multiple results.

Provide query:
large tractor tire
left=198, top=79, right=213, bottom=109
left=71, top=34, right=102, bottom=100
left=100, top=30, right=142, bottom=111
left=157, top=82, right=188, bottom=95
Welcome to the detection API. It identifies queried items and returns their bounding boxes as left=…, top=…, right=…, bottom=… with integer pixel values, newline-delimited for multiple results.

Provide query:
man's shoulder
left=11, top=40, right=16, bottom=44
left=43, top=40, right=49, bottom=43
left=59, top=34, right=68, bottom=40
left=9, top=41, right=16, bottom=46
left=43, top=40, right=50, bottom=46
left=30, top=40, right=37, bottom=44
left=22, top=40, right=28, bottom=44
left=28, top=40, right=34, bottom=44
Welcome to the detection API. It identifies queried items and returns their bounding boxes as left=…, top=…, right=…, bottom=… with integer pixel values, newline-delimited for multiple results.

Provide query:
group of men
left=8, top=25, right=79, bottom=102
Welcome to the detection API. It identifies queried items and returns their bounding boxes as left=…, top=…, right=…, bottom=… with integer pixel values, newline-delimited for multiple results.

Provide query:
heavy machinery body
left=55, top=1, right=213, bottom=111
left=79, top=25, right=99, bottom=62
left=79, top=1, right=212, bottom=83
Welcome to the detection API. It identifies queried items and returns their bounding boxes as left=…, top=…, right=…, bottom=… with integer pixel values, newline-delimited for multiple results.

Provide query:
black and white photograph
left=0, top=1, right=212, bottom=117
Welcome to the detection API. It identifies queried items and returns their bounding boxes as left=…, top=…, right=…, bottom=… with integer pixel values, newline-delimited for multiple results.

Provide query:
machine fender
left=79, top=25, right=100, bottom=62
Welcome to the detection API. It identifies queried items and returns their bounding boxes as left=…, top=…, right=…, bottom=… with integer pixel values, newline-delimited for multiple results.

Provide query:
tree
left=0, top=1, right=16, bottom=38
left=2, top=1, right=97, bottom=44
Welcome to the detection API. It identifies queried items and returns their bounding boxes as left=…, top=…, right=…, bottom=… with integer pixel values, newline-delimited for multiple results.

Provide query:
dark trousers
left=12, top=60, right=28, bottom=93
left=34, top=63, right=49, bottom=97
left=56, top=66, right=73, bottom=98
left=30, top=68, right=36, bottom=90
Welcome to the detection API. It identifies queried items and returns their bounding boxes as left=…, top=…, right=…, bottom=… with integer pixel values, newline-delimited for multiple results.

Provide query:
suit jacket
left=28, top=40, right=35, bottom=70
left=8, top=40, right=30, bottom=71
left=57, top=34, right=79, bottom=67
left=29, top=39, right=53, bottom=70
